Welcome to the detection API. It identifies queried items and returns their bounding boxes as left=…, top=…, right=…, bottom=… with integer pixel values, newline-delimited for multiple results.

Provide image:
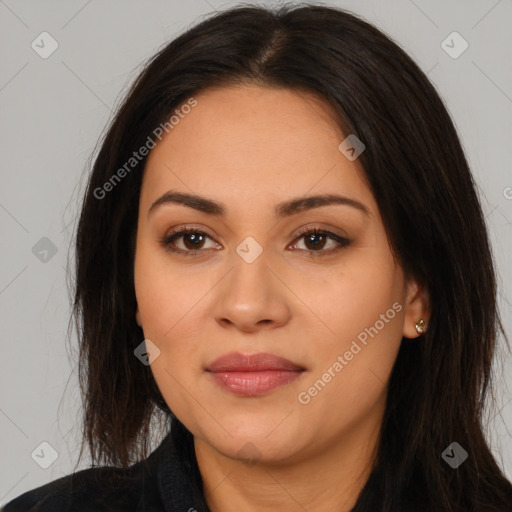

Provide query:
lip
left=206, top=352, right=306, bottom=397
left=206, top=352, right=305, bottom=372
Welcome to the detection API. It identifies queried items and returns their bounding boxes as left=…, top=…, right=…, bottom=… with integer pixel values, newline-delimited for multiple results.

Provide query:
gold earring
left=415, top=319, right=426, bottom=334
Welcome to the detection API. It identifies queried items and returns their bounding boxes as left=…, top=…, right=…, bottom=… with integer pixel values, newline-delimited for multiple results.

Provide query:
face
left=134, top=84, right=427, bottom=465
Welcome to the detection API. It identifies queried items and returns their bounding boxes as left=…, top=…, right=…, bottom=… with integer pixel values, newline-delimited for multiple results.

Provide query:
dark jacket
left=2, top=421, right=210, bottom=512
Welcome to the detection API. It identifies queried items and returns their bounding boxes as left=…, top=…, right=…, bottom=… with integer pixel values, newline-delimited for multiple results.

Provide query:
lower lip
left=207, top=370, right=304, bottom=396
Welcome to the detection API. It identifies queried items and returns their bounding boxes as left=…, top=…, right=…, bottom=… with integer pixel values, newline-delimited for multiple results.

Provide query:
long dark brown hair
left=68, top=3, right=512, bottom=510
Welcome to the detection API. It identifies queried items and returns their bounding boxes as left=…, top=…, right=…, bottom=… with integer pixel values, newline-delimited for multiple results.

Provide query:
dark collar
left=136, top=417, right=210, bottom=512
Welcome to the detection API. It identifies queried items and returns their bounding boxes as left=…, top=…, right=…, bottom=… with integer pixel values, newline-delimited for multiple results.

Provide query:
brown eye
left=290, top=228, right=350, bottom=255
left=180, top=232, right=206, bottom=250
left=161, top=229, right=219, bottom=255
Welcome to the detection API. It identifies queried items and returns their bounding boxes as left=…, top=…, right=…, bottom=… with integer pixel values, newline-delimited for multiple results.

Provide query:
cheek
left=134, top=249, right=208, bottom=414
left=290, top=251, right=403, bottom=351
left=134, top=242, right=205, bottom=338
left=295, top=286, right=403, bottom=439
left=133, top=245, right=223, bottom=413
left=293, top=251, right=404, bottom=403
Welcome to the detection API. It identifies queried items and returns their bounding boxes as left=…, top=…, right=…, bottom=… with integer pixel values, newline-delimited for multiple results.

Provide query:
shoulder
left=1, top=459, right=157, bottom=512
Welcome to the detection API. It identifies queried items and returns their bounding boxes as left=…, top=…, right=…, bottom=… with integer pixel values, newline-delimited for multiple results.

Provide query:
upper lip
left=206, top=352, right=305, bottom=372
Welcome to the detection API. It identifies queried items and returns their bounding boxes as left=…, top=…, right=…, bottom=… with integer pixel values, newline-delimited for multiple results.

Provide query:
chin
left=217, top=436, right=304, bottom=466
left=197, top=415, right=309, bottom=464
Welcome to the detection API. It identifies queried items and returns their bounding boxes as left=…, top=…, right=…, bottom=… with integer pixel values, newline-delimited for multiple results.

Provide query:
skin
left=134, top=84, right=430, bottom=512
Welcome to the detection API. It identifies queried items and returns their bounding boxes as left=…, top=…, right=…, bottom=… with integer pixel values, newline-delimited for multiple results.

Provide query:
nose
left=212, top=253, right=292, bottom=334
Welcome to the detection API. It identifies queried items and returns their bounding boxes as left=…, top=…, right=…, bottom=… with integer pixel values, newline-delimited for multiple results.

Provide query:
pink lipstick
left=206, top=352, right=305, bottom=397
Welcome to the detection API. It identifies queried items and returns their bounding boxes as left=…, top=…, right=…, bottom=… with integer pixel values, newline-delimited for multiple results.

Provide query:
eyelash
left=160, top=226, right=350, bottom=258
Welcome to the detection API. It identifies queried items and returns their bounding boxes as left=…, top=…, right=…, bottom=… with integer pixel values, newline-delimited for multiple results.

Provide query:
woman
left=3, top=4, right=511, bottom=511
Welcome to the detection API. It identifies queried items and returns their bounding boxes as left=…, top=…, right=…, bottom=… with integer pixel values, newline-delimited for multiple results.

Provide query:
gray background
left=1, top=0, right=511, bottom=505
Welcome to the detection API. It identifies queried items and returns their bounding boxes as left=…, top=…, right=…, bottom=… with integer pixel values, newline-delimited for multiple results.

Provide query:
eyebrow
left=148, top=190, right=371, bottom=218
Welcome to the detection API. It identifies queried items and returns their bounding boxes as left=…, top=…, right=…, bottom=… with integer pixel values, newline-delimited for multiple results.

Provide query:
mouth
left=205, top=352, right=306, bottom=397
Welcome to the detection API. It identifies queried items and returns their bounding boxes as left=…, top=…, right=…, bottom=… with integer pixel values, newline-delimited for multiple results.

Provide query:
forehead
left=140, top=84, right=376, bottom=220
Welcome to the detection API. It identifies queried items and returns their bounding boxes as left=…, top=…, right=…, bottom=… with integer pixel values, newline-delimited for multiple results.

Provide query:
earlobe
left=135, top=307, right=142, bottom=327
left=402, top=278, right=430, bottom=339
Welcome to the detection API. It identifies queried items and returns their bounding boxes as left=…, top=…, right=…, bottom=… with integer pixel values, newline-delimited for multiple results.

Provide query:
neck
left=193, top=405, right=383, bottom=512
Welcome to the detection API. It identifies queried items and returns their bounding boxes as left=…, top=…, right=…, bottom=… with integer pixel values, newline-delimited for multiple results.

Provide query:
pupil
left=307, top=233, right=324, bottom=249
left=187, top=233, right=203, bottom=246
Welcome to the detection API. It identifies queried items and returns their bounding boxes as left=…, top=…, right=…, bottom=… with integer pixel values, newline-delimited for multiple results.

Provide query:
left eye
left=161, top=228, right=350, bottom=256
left=290, top=228, right=350, bottom=253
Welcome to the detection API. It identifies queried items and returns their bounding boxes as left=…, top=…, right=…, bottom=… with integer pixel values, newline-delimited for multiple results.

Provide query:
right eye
left=160, top=228, right=221, bottom=256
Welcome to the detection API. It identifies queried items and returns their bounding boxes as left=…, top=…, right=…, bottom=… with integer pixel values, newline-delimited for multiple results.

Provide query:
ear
left=402, top=276, right=430, bottom=339
left=135, top=306, right=142, bottom=327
